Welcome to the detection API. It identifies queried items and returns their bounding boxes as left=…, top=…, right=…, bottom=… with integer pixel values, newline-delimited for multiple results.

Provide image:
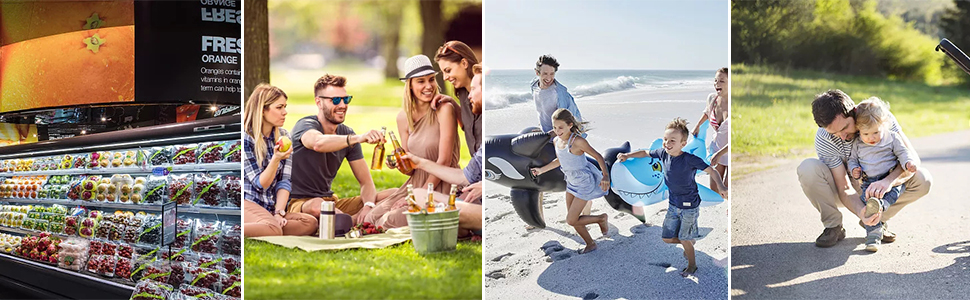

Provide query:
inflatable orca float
left=484, top=121, right=723, bottom=228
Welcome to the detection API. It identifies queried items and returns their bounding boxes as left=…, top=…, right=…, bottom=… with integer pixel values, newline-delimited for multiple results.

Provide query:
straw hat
left=400, top=55, right=437, bottom=80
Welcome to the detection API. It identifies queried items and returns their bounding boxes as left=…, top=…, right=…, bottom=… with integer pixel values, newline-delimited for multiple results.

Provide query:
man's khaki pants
left=797, top=158, right=932, bottom=228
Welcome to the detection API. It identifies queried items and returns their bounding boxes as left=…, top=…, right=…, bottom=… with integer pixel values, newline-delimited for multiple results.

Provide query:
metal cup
left=386, top=154, right=398, bottom=169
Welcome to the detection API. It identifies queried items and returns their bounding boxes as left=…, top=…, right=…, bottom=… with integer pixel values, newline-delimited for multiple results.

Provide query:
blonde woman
left=364, top=55, right=461, bottom=228
left=243, top=84, right=318, bottom=237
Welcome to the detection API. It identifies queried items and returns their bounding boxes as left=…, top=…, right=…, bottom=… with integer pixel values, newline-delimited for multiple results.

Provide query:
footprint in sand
left=486, top=211, right=514, bottom=225
left=631, top=224, right=651, bottom=234
left=540, top=241, right=565, bottom=255
left=540, top=241, right=575, bottom=262
left=486, top=270, right=506, bottom=279
left=491, top=252, right=514, bottom=262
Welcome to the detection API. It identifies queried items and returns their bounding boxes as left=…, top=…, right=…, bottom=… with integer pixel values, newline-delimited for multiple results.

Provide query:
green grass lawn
left=246, top=81, right=478, bottom=298
left=244, top=240, right=482, bottom=299
left=733, top=64, right=970, bottom=157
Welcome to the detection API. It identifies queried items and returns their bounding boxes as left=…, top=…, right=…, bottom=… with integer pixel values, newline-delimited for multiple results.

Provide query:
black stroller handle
left=937, top=38, right=970, bottom=76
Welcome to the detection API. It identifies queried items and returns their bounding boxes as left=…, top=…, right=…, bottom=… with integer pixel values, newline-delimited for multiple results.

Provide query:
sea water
left=484, top=69, right=712, bottom=110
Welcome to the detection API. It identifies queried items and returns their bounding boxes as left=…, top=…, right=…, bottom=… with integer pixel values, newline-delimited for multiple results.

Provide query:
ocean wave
left=571, top=76, right=638, bottom=98
left=484, top=76, right=713, bottom=110
left=647, top=79, right=711, bottom=90
left=484, top=90, right=532, bottom=110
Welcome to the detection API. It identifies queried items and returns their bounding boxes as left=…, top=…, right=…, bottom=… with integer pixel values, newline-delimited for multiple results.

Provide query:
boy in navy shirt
left=617, top=118, right=728, bottom=277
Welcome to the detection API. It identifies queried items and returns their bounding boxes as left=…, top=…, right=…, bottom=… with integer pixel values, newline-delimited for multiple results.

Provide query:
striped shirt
left=243, top=128, right=293, bottom=213
left=815, top=113, right=901, bottom=169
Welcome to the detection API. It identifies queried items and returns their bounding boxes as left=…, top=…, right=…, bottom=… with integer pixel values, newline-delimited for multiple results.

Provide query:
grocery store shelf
left=1, top=198, right=163, bottom=211
left=1, top=162, right=241, bottom=177
left=0, top=226, right=79, bottom=241
left=0, top=252, right=132, bottom=299
left=0, top=198, right=241, bottom=215
left=0, top=226, right=31, bottom=235
left=0, top=115, right=240, bottom=160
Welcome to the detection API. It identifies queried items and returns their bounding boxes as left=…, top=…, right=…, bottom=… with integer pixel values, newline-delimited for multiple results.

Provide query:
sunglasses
left=317, top=95, right=353, bottom=105
left=439, top=43, right=460, bottom=56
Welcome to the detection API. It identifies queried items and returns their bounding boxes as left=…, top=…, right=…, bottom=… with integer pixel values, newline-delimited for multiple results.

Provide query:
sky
left=483, top=0, right=729, bottom=70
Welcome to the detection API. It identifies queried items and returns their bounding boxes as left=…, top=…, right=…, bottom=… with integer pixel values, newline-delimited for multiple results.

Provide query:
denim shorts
left=662, top=204, right=699, bottom=240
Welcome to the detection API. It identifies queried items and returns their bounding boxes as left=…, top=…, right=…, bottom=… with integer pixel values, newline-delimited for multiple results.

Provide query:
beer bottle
left=426, top=183, right=435, bottom=213
left=446, top=184, right=458, bottom=211
left=406, top=184, right=421, bottom=213
left=388, top=131, right=414, bottom=175
left=370, top=127, right=386, bottom=170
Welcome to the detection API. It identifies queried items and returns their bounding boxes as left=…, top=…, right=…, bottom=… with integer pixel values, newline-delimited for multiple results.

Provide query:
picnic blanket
left=248, top=227, right=412, bottom=252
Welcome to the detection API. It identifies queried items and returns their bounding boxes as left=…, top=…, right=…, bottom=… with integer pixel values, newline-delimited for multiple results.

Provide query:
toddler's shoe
left=865, top=225, right=883, bottom=252
left=864, top=197, right=882, bottom=218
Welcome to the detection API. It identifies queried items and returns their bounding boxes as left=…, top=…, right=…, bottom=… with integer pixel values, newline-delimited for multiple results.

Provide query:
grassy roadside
left=732, top=64, right=970, bottom=157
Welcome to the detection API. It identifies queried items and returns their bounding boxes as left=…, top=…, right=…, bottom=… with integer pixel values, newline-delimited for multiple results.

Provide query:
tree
left=377, top=1, right=405, bottom=80
left=420, top=0, right=445, bottom=87
left=939, top=0, right=970, bottom=82
left=244, top=0, right=270, bottom=99
left=940, top=0, right=970, bottom=51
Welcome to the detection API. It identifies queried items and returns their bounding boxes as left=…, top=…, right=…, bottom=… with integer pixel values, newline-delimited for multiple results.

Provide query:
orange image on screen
left=0, top=25, right=135, bottom=113
left=0, top=0, right=135, bottom=46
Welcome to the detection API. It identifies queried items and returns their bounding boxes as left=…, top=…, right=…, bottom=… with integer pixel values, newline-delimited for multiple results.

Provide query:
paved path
left=731, top=130, right=970, bottom=299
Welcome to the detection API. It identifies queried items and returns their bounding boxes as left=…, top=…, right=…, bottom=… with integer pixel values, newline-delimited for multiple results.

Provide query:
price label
left=161, top=201, right=177, bottom=246
left=152, top=167, right=172, bottom=176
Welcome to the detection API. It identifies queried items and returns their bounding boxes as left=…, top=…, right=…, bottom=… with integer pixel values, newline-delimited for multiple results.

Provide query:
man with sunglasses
left=288, top=74, right=394, bottom=225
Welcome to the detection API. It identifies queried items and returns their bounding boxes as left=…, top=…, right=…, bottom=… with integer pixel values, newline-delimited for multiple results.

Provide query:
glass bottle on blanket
left=388, top=131, right=415, bottom=175
left=370, top=127, right=386, bottom=170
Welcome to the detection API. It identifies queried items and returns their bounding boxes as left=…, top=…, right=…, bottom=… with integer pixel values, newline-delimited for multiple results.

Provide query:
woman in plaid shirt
left=243, top=84, right=319, bottom=237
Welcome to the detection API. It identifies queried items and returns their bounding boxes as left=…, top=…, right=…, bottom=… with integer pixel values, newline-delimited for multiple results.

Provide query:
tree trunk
left=420, top=0, right=444, bottom=87
left=244, top=0, right=270, bottom=100
left=380, top=2, right=404, bottom=80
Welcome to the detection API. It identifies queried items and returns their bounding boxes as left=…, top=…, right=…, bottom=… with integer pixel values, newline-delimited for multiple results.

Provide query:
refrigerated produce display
left=0, top=116, right=242, bottom=300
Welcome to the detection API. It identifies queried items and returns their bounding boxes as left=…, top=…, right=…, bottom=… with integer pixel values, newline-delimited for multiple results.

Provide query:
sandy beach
left=483, top=86, right=729, bottom=299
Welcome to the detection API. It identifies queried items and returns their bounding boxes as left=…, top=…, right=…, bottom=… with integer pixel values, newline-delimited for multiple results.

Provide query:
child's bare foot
left=680, top=265, right=697, bottom=277
left=578, top=244, right=597, bottom=254
left=597, top=214, right=609, bottom=235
